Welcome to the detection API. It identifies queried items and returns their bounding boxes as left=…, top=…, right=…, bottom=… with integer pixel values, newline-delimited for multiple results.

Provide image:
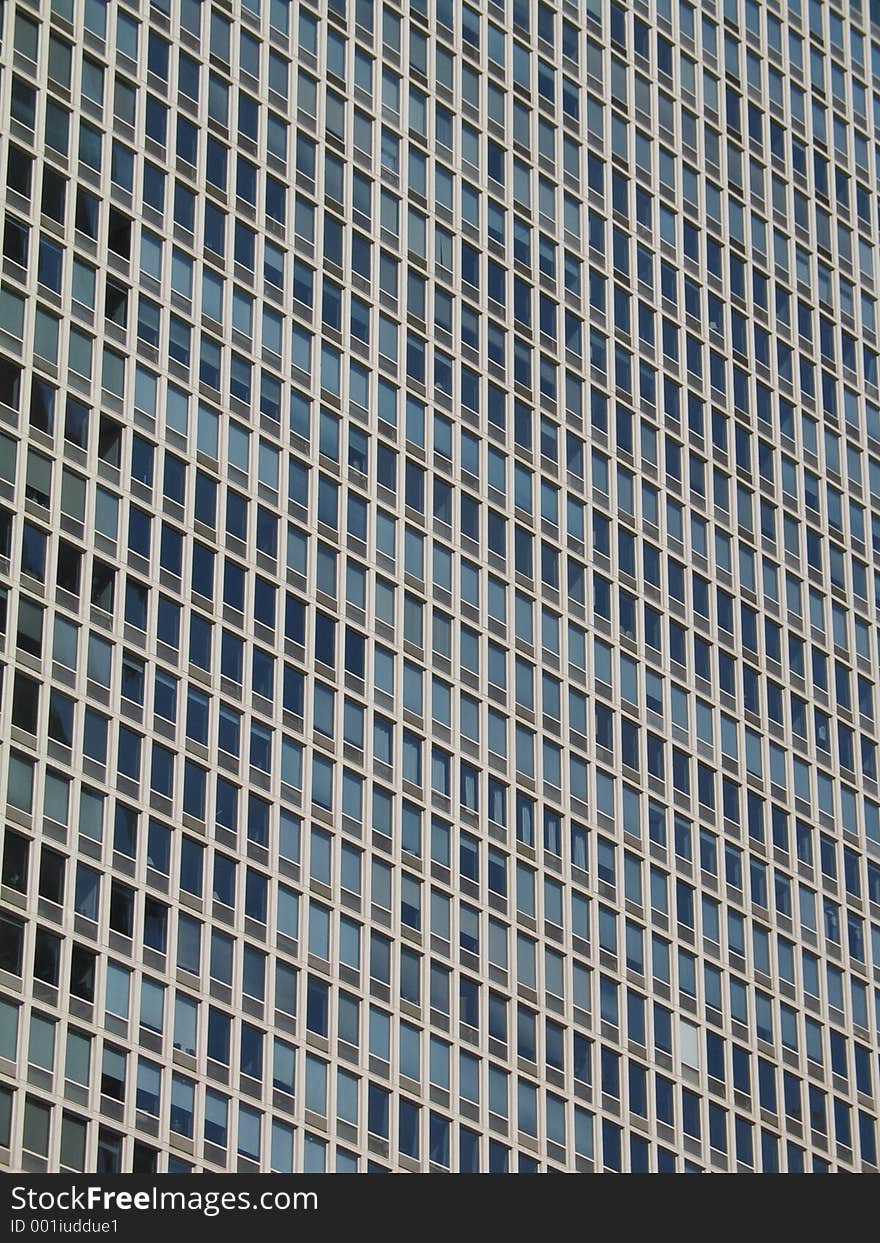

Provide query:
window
left=22, top=1098, right=51, bottom=1158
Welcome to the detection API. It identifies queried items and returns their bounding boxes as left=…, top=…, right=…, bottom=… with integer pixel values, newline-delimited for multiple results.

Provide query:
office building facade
left=1, top=0, right=880, bottom=1174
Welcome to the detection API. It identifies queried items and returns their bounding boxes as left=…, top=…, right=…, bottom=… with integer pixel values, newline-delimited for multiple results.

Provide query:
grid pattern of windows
left=1, top=0, right=880, bottom=1174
